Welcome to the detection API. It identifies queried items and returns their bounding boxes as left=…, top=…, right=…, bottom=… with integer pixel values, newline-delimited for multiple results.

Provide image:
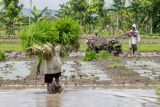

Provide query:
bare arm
left=36, top=55, right=43, bottom=75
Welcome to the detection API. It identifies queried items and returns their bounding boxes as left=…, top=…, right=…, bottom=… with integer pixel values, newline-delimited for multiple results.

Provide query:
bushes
left=83, top=50, right=97, bottom=61
left=98, top=50, right=109, bottom=59
left=83, top=50, right=109, bottom=61
left=0, top=51, right=5, bottom=61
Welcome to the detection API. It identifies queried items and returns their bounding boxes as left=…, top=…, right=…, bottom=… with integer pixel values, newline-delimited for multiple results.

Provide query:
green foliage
left=31, top=6, right=48, bottom=22
left=0, top=0, right=23, bottom=35
left=20, top=19, right=58, bottom=49
left=107, top=55, right=122, bottom=68
left=20, top=18, right=80, bottom=73
left=130, top=0, right=152, bottom=32
left=152, top=0, right=160, bottom=33
left=0, top=51, right=5, bottom=61
left=79, top=45, right=88, bottom=51
left=112, top=0, right=125, bottom=10
left=83, top=50, right=97, bottom=61
left=20, top=17, right=80, bottom=55
left=98, top=50, right=109, bottom=59
left=52, top=17, right=80, bottom=45
left=57, top=0, right=107, bottom=33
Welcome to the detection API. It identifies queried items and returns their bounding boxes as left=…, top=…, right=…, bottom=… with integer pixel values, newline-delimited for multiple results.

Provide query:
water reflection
left=35, top=90, right=61, bottom=107
left=0, top=88, right=160, bottom=107
left=45, top=94, right=60, bottom=107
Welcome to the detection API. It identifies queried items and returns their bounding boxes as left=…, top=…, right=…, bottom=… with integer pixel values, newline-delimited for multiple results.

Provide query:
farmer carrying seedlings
left=36, top=44, right=62, bottom=94
left=46, top=45, right=62, bottom=93
left=20, top=18, right=80, bottom=94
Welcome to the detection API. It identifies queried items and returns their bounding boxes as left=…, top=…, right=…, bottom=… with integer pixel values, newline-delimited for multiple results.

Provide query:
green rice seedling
left=83, top=50, right=97, bottom=61
left=98, top=50, right=109, bottom=59
left=20, top=18, right=80, bottom=72
left=0, top=51, right=5, bottom=61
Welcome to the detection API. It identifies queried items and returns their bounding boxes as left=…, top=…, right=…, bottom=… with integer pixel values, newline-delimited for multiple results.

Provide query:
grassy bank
left=0, top=44, right=22, bottom=52
left=1, top=35, right=160, bottom=52
left=1, top=42, right=160, bottom=52
left=122, top=44, right=160, bottom=52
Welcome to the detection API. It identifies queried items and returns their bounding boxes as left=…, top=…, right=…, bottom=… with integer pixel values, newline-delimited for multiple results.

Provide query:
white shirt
left=129, top=30, right=140, bottom=46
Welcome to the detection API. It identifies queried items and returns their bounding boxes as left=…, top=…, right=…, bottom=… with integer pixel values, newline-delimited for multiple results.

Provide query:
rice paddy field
left=1, top=35, right=160, bottom=52
left=79, top=35, right=160, bottom=52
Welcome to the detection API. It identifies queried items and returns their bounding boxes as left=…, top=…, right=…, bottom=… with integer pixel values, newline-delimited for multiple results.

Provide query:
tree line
left=0, top=0, right=160, bottom=35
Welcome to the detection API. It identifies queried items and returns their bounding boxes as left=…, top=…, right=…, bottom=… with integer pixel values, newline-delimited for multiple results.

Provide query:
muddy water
left=0, top=88, right=160, bottom=107
left=0, top=61, right=31, bottom=80
left=62, top=60, right=110, bottom=81
left=0, top=59, right=109, bottom=82
left=125, top=60, right=160, bottom=79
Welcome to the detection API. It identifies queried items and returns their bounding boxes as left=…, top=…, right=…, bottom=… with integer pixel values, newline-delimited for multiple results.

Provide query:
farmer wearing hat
left=126, top=24, right=140, bottom=56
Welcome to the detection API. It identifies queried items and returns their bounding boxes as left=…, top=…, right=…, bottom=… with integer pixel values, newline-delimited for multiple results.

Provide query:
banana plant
left=31, top=6, right=48, bottom=22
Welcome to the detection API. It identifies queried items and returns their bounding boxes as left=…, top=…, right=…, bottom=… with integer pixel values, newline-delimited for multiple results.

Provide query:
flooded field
left=0, top=61, right=31, bottom=80
left=0, top=88, right=160, bottom=107
left=125, top=60, right=160, bottom=80
left=1, top=53, right=160, bottom=107
left=62, top=60, right=110, bottom=81
left=0, top=59, right=110, bottom=86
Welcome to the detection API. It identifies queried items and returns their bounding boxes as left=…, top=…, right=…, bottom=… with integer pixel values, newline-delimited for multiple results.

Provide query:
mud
left=0, top=51, right=160, bottom=87
left=0, top=61, right=31, bottom=80
left=125, top=60, right=160, bottom=80
left=0, top=88, right=160, bottom=107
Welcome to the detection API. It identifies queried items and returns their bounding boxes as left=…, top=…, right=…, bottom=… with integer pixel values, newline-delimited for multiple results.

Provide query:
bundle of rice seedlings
left=20, top=18, right=80, bottom=73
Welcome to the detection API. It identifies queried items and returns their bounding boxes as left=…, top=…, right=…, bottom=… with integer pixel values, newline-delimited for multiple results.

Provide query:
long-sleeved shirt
left=44, top=54, right=61, bottom=74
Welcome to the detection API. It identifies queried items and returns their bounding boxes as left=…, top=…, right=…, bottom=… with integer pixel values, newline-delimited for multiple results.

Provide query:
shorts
left=131, top=44, right=137, bottom=52
left=45, top=72, right=61, bottom=83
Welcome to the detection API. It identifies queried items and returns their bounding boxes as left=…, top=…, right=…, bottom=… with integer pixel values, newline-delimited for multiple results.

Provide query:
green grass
left=79, top=45, right=88, bottom=51
left=155, top=88, right=160, bottom=96
left=1, top=38, right=160, bottom=52
left=0, top=39, right=19, bottom=43
left=122, top=44, right=160, bottom=52
left=0, top=38, right=22, bottom=52
left=0, top=44, right=22, bottom=52
left=2, top=43, right=158, bottom=52
left=0, top=30, right=19, bottom=36
left=0, top=51, right=5, bottom=61
left=0, top=30, right=6, bottom=36
left=83, top=50, right=97, bottom=61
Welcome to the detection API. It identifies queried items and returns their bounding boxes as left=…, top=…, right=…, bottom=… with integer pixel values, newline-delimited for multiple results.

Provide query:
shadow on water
left=0, top=88, right=160, bottom=107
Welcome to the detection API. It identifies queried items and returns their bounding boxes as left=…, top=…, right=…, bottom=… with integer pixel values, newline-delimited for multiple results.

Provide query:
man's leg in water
left=55, top=77, right=60, bottom=85
left=132, top=44, right=137, bottom=56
